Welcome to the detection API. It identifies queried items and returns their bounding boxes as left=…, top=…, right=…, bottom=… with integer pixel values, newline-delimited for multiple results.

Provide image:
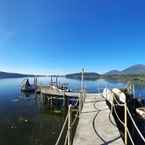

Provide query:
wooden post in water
left=50, top=96, right=53, bottom=108
left=81, top=68, right=84, bottom=92
left=34, top=76, right=38, bottom=86
left=64, top=92, right=68, bottom=109
left=132, top=84, right=135, bottom=98
left=56, top=77, right=58, bottom=87
left=79, top=68, right=84, bottom=114
left=124, top=95, right=128, bottom=145
left=51, top=76, right=53, bottom=84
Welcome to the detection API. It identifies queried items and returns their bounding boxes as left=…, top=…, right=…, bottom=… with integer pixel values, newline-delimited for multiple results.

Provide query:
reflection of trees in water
left=133, top=81, right=145, bottom=98
left=98, top=79, right=127, bottom=89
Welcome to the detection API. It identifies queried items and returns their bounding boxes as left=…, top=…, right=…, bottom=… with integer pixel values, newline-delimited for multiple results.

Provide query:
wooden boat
left=136, top=107, right=145, bottom=119
left=21, top=79, right=37, bottom=93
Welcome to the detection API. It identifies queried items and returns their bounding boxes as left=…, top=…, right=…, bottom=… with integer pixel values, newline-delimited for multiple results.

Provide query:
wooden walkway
left=73, top=93, right=124, bottom=145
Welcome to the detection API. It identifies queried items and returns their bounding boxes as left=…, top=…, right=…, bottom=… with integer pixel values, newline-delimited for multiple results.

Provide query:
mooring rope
left=71, top=111, right=79, bottom=128
left=126, top=106, right=145, bottom=143
left=107, top=89, right=145, bottom=145
left=64, top=133, right=68, bottom=145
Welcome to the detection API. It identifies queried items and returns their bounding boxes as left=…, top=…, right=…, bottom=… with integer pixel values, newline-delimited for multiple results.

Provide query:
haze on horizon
left=0, top=0, right=145, bottom=75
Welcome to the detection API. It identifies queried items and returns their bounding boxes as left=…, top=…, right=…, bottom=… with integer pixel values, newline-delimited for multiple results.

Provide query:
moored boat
left=21, top=79, right=37, bottom=93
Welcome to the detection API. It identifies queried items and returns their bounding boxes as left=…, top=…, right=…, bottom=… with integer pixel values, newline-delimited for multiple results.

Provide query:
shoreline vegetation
left=0, top=71, right=46, bottom=79
left=65, top=73, right=145, bottom=83
left=1, top=64, right=145, bottom=83
left=66, top=64, right=145, bottom=83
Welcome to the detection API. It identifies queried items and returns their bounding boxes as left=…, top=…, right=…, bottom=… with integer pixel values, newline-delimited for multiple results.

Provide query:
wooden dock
left=38, top=85, right=124, bottom=145
left=38, top=86, right=79, bottom=97
left=72, top=93, right=124, bottom=145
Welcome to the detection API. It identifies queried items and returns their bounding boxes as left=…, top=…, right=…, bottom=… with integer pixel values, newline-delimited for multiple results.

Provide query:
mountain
left=105, top=70, right=121, bottom=75
left=105, top=64, right=145, bottom=75
left=0, top=71, right=34, bottom=78
left=122, top=64, right=145, bottom=75
left=65, top=72, right=100, bottom=80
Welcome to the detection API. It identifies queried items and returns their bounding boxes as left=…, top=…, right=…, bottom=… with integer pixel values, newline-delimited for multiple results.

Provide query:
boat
left=21, top=79, right=37, bottom=93
left=136, top=107, right=145, bottom=119
left=112, top=88, right=126, bottom=103
left=103, top=88, right=114, bottom=104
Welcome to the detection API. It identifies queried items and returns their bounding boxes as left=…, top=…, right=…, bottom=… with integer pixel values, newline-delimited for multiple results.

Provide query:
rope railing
left=113, top=105, right=135, bottom=145
left=54, top=91, right=86, bottom=145
left=55, top=112, right=68, bottom=145
left=126, top=106, right=145, bottom=143
left=108, top=89, right=145, bottom=145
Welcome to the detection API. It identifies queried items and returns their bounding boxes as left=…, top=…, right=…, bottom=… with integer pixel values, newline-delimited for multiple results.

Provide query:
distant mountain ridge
left=1, top=64, right=145, bottom=79
left=66, top=64, right=145, bottom=80
left=65, top=72, right=100, bottom=80
left=105, top=64, right=145, bottom=75
left=0, top=71, right=35, bottom=78
left=105, top=70, right=121, bottom=75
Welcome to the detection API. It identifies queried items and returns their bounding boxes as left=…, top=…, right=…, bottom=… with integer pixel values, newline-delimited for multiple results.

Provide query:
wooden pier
left=38, top=86, right=79, bottom=97
left=38, top=85, right=124, bottom=145
left=72, top=93, right=124, bottom=145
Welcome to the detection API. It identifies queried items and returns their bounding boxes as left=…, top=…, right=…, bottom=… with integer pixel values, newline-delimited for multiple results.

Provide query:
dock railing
left=107, top=90, right=145, bottom=145
left=55, top=91, right=86, bottom=145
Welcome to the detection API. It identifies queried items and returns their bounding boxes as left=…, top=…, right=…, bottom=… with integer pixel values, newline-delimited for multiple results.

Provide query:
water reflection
left=0, top=77, right=144, bottom=145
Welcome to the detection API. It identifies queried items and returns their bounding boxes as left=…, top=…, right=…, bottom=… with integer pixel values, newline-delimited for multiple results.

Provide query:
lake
left=0, top=77, right=144, bottom=145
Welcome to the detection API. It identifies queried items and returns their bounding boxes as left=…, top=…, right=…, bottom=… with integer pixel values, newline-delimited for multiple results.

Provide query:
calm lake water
left=0, top=77, right=145, bottom=145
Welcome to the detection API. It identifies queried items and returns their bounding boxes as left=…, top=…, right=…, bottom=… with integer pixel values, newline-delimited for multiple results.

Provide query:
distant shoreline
left=65, top=73, right=145, bottom=82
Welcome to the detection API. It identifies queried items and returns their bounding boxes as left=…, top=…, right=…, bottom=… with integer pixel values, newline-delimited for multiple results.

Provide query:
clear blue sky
left=0, top=0, right=145, bottom=74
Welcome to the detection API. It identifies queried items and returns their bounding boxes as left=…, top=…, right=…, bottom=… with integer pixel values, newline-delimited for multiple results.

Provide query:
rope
left=110, top=90, right=145, bottom=145
left=126, top=128, right=135, bottom=145
left=64, top=133, right=68, bottom=145
left=126, top=106, right=145, bottom=143
left=113, top=105, right=125, bottom=126
left=113, top=106, right=136, bottom=145
left=55, top=90, right=86, bottom=145
left=109, top=90, right=125, bottom=107
left=55, top=113, right=68, bottom=145
left=112, top=94, right=124, bottom=107
left=113, top=105, right=136, bottom=145
left=71, top=111, right=79, bottom=128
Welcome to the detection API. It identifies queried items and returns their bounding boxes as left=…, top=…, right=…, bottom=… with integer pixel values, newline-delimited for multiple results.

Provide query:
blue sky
left=0, top=0, right=145, bottom=74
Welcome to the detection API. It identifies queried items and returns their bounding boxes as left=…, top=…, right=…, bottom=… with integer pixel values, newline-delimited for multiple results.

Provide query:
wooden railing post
left=124, top=96, right=128, bottom=145
left=81, top=68, right=84, bottom=92
left=79, top=92, right=81, bottom=115
left=68, top=105, right=71, bottom=145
